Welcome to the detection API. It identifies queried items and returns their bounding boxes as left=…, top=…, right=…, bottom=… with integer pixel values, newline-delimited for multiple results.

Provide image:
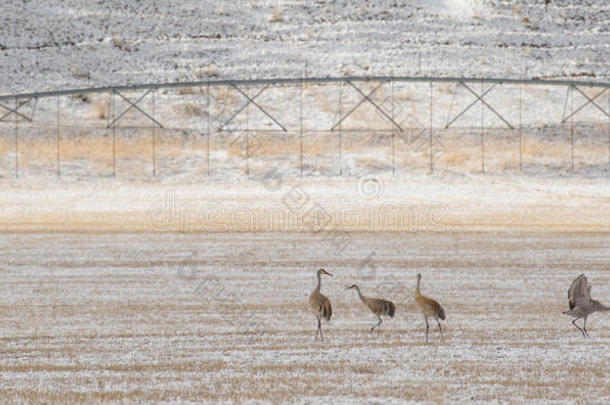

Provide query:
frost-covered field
left=1, top=0, right=609, bottom=94
left=1, top=232, right=609, bottom=403
left=2, top=0, right=609, bottom=402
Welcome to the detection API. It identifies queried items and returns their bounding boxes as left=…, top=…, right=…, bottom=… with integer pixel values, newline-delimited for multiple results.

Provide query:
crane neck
left=315, top=271, right=322, bottom=292
left=415, top=276, right=421, bottom=295
left=354, top=286, right=365, bottom=301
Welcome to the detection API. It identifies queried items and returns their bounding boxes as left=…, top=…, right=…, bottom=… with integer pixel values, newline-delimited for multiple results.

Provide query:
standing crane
left=563, top=273, right=610, bottom=338
left=414, top=273, right=446, bottom=342
left=347, top=284, right=395, bottom=332
left=309, top=268, right=333, bottom=341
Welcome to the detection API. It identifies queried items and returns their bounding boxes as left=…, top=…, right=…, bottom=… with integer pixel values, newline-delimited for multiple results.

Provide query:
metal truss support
left=56, top=96, right=61, bottom=178
left=0, top=98, right=34, bottom=122
left=519, top=81, right=523, bottom=172
left=429, top=82, right=433, bottom=174
left=391, top=79, right=395, bottom=175
left=246, top=82, right=250, bottom=177
left=152, top=90, right=157, bottom=177
left=481, top=82, right=485, bottom=173
left=445, top=81, right=514, bottom=129
left=561, top=85, right=609, bottom=123
left=2, top=76, right=609, bottom=103
left=339, top=81, right=343, bottom=176
left=14, top=98, right=19, bottom=178
left=445, top=85, right=494, bottom=128
left=299, top=76, right=304, bottom=176
left=218, top=84, right=286, bottom=132
left=570, top=83, right=574, bottom=172
left=207, top=82, right=211, bottom=176
left=111, top=93, right=116, bottom=177
left=331, top=80, right=404, bottom=131
left=107, top=89, right=164, bottom=128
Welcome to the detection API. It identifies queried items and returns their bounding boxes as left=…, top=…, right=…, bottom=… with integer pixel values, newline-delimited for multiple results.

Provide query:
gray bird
left=309, top=269, right=333, bottom=341
left=563, top=274, right=610, bottom=338
left=347, top=284, right=395, bottom=332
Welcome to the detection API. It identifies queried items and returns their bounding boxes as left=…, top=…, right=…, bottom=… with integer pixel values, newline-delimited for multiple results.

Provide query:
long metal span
left=1, top=75, right=608, bottom=101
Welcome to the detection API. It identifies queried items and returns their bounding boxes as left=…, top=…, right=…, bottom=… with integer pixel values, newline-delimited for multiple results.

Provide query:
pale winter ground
left=1, top=0, right=609, bottom=402
left=0, top=232, right=609, bottom=403
left=0, top=174, right=609, bottom=233
left=1, top=0, right=608, bottom=94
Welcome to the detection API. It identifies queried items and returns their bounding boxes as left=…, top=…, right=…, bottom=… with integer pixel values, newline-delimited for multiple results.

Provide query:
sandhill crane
left=563, top=273, right=610, bottom=338
left=415, top=273, right=446, bottom=342
left=309, top=268, right=333, bottom=341
left=347, top=284, right=395, bottom=332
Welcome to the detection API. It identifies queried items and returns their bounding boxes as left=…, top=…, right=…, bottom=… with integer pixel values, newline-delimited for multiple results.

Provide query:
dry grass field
left=0, top=83, right=608, bottom=403
left=2, top=1, right=609, bottom=402
left=1, top=231, right=609, bottom=403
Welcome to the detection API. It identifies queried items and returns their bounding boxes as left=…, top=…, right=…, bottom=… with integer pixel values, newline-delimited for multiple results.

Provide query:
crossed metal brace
left=107, top=89, right=164, bottom=128
left=331, top=80, right=403, bottom=131
left=0, top=98, right=35, bottom=122
left=445, top=81, right=514, bottom=129
left=562, top=85, right=609, bottom=123
left=218, top=84, right=287, bottom=132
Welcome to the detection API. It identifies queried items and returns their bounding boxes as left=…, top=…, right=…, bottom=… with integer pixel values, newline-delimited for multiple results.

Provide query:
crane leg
left=371, top=315, right=382, bottom=332
left=583, top=317, right=589, bottom=338
left=571, top=318, right=586, bottom=338
left=314, top=315, right=321, bottom=341
left=318, top=315, right=324, bottom=342
left=435, top=318, right=444, bottom=341
left=424, top=316, right=429, bottom=343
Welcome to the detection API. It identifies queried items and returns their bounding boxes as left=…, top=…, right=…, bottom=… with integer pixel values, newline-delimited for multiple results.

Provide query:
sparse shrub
left=95, top=102, right=108, bottom=119
left=177, top=86, right=205, bottom=95
left=194, top=64, right=219, bottom=79
left=270, top=6, right=284, bottom=23
left=184, top=102, right=205, bottom=116
left=71, top=66, right=90, bottom=80
left=437, top=84, right=454, bottom=94
left=401, top=89, right=416, bottom=101
left=112, top=35, right=131, bottom=51
left=70, top=93, right=91, bottom=103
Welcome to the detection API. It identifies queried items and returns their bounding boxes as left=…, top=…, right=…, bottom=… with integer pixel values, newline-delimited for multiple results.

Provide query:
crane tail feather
left=322, top=301, right=332, bottom=321
left=388, top=301, right=396, bottom=318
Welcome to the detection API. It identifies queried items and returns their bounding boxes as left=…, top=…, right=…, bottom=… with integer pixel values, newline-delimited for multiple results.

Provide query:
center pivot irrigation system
left=0, top=76, right=609, bottom=179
